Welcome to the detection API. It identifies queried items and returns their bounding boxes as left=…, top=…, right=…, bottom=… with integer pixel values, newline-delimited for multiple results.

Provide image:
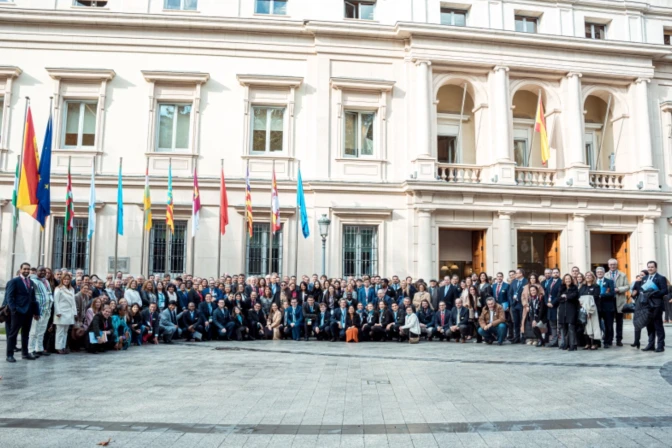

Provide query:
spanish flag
left=166, top=160, right=174, bottom=232
left=245, top=165, right=253, bottom=237
left=535, top=96, right=550, bottom=166
left=17, top=107, right=40, bottom=218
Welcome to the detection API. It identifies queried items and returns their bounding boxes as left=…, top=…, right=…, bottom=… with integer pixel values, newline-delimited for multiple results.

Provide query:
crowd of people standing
left=2, top=257, right=669, bottom=363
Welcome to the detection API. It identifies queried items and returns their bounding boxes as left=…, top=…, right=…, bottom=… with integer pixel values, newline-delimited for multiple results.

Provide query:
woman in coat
left=558, top=273, right=580, bottom=351
left=412, top=282, right=431, bottom=310
left=524, top=285, right=548, bottom=347
left=232, top=306, right=250, bottom=341
left=478, top=272, right=493, bottom=299
left=579, top=272, right=602, bottom=350
left=264, top=302, right=284, bottom=340
left=124, top=280, right=142, bottom=309
left=54, top=273, right=76, bottom=354
left=141, top=281, right=157, bottom=308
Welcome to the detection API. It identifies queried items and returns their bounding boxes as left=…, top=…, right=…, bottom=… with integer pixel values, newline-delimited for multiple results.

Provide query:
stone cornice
left=46, top=67, right=115, bottom=81
left=142, top=70, right=209, bottom=84
left=0, top=66, right=21, bottom=79
left=329, top=77, right=395, bottom=92
left=236, top=74, right=303, bottom=88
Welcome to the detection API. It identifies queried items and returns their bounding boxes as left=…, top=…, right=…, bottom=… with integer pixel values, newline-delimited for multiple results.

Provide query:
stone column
left=632, top=79, right=659, bottom=190
left=417, top=209, right=433, bottom=281
left=640, top=216, right=656, bottom=265
left=498, top=212, right=513, bottom=272
left=487, top=67, right=516, bottom=185
left=564, top=72, right=590, bottom=187
left=413, top=60, right=436, bottom=180
left=573, top=214, right=588, bottom=272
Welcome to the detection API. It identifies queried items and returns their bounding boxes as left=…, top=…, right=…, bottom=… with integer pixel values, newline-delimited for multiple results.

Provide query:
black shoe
left=497, top=341, right=503, bottom=346
left=485, top=340, right=493, bottom=345
left=548, top=343, right=558, bottom=348
left=31, top=351, right=41, bottom=358
left=631, top=342, right=640, bottom=349
left=39, top=351, right=51, bottom=356
left=6, top=356, right=16, bottom=363
left=561, top=346, right=568, bottom=350
left=656, top=347, right=665, bottom=353
left=536, top=341, right=543, bottom=347
left=512, top=338, right=520, bottom=344
left=616, top=342, right=623, bottom=347
left=642, top=345, right=655, bottom=352
left=603, top=344, right=610, bottom=349
left=568, top=346, right=577, bottom=352
left=22, top=354, right=37, bottom=360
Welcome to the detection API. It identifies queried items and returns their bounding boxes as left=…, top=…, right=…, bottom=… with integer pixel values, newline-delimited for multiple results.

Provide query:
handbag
left=409, top=333, right=420, bottom=344
left=535, top=321, right=548, bottom=334
left=578, top=308, right=588, bottom=325
left=621, top=303, right=636, bottom=314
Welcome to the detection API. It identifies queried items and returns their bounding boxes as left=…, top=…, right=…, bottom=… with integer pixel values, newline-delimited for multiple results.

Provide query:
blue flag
left=297, top=168, right=309, bottom=238
left=117, top=160, right=124, bottom=236
left=87, top=164, right=96, bottom=241
left=36, top=113, right=52, bottom=228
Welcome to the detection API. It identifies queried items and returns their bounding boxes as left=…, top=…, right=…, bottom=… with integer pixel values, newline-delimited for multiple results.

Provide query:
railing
left=589, top=171, right=625, bottom=190
left=515, top=167, right=556, bottom=187
left=437, top=163, right=482, bottom=183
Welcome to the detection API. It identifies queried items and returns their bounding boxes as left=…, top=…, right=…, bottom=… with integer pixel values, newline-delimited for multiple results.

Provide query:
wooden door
left=544, top=233, right=559, bottom=269
left=611, top=234, right=630, bottom=280
left=472, top=230, right=485, bottom=274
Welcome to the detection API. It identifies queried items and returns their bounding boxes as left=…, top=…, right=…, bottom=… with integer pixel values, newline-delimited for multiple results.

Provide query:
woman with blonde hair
left=54, top=273, right=76, bottom=355
left=412, top=282, right=431, bottom=310
left=265, top=302, right=284, bottom=340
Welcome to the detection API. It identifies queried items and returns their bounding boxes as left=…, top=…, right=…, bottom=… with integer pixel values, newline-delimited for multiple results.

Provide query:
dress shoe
left=631, top=342, right=640, bottom=349
left=642, top=345, right=655, bottom=352
left=616, top=342, right=623, bottom=347
left=656, top=347, right=665, bottom=353
left=548, top=343, right=559, bottom=348
left=39, top=351, right=51, bottom=356
left=568, top=346, right=577, bottom=352
left=6, top=356, right=16, bottom=363
left=603, top=344, right=610, bottom=349
left=536, top=341, right=543, bottom=347
left=497, top=341, right=503, bottom=346
left=22, top=354, right=37, bottom=360
left=31, top=351, right=41, bottom=358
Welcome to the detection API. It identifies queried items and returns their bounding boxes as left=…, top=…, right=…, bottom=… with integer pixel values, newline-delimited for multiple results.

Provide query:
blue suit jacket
left=492, top=282, right=510, bottom=306
left=508, top=278, right=528, bottom=307
left=285, top=306, right=304, bottom=326
left=543, top=279, right=561, bottom=320
left=5, top=276, right=38, bottom=315
left=641, top=273, right=668, bottom=304
left=357, top=287, right=376, bottom=306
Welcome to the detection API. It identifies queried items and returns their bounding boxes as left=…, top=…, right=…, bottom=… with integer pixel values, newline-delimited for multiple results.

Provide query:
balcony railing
left=589, top=171, right=625, bottom=190
left=515, top=167, right=556, bottom=187
left=437, top=163, right=482, bottom=183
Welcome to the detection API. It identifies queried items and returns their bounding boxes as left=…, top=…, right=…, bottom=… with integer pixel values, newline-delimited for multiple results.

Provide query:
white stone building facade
left=1, top=0, right=672, bottom=284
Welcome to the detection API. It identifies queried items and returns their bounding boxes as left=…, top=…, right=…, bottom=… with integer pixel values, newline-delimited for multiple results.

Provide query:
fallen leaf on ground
left=97, top=438, right=112, bottom=446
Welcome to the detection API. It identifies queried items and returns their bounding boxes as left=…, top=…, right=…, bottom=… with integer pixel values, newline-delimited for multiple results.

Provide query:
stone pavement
left=0, top=322, right=671, bottom=447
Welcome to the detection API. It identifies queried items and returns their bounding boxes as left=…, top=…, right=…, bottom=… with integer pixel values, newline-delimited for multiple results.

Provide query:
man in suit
left=357, top=279, right=376, bottom=308
left=198, top=293, right=216, bottom=340
left=440, top=275, right=461, bottom=310
left=386, top=301, right=406, bottom=341
left=376, top=289, right=393, bottom=309
left=284, top=297, right=304, bottom=341
left=270, top=276, right=281, bottom=304
left=428, top=279, right=440, bottom=310
left=374, top=300, right=392, bottom=341
left=302, top=296, right=319, bottom=341
left=213, top=299, right=235, bottom=340
left=434, top=301, right=451, bottom=341
left=447, top=298, right=469, bottom=342
left=543, top=268, right=562, bottom=347
left=28, top=266, right=53, bottom=357
left=596, top=267, right=617, bottom=348
left=314, top=303, right=331, bottom=341
left=141, top=302, right=161, bottom=344
left=478, top=298, right=507, bottom=345
left=329, top=299, right=348, bottom=342
left=507, top=269, right=528, bottom=343
left=180, top=302, right=205, bottom=342
left=641, top=261, right=667, bottom=352
left=607, top=258, right=630, bottom=346
left=159, top=301, right=181, bottom=343
left=247, top=302, right=266, bottom=340
left=5, top=262, right=39, bottom=362
left=361, top=303, right=379, bottom=341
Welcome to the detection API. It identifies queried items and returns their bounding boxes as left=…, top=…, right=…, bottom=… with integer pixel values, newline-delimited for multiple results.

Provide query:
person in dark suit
left=141, top=302, right=161, bottom=344
left=314, top=303, right=331, bottom=341
left=213, top=299, right=235, bottom=340
left=5, top=262, right=39, bottom=362
left=641, top=261, right=667, bottom=352
left=595, top=267, right=616, bottom=348
left=284, top=298, right=304, bottom=341
left=428, top=279, right=440, bottom=310
left=417, top=299, right=435, bottom=340
left=361, top=303, right=379, bottom=341
left=492, top=272, right=510, bottom=307
left=247, top=302, right=267, bottom=340
left=386, top=302, right=406, bottom=341
left=198, top=294, right=217, bottom=340
left=231, top=306, right=251, bottom=341
left=447, top=298, right=469, bottom=342
left=543, top=268, right=562, bottom=347
left=374, top=301, right=392, bottom=341
left=433, top=301, right=451, bottom=341
left=180, top=302, right=205, bottom=342
left=507, top=269, right=528, bottom=343
left=440, top=275, right=461, bottom=310
left=302, top=296, right=319, bottom=341
left=329, top=299, right=348, bottom=342
left=558, top=274, right=580, bottom=351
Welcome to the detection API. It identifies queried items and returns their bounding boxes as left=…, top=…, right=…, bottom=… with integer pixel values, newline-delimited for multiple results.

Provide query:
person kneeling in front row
left=400, top=306, right=421, bottom=343
left=284, top=298, right=304, bottom=341
left=159, top=301, right=182, bottom=344
left=478, top=297, right=507, bottom=345
left=314, top=303, right=331, bottom=341
left=213, top=299, right=235, bottom=340
left=448, top=298, right=469, bottom=342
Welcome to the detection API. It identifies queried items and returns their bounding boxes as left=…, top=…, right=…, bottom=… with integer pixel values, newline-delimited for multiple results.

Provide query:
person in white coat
left=400, top=306, right=421, bottom=343
left=53, top=273, right=76, bottom=354
left=124, top=280, right=142, bottom=308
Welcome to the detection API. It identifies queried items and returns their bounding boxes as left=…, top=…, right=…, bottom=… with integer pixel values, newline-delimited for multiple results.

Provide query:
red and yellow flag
left=245, top=166, right=253, bottom=236
left=535, top=96, right=550, bottom=166
left=17, top=107, right=39, bottom=218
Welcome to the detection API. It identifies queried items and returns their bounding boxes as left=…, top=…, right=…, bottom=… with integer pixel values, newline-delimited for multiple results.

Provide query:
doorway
left=516, top=231, right=559, bottom=275
left=590, top=233, right=630, bottom=279
left=438, top=229, right=486, bottom=279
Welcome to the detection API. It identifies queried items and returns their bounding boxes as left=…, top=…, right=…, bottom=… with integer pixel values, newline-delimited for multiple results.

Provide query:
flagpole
left=36, top=96, right=53, bottom=268
left=114, top=157, right=121, bottom=275
left=165, top=158, right=172, bottom=277
left=246, top=159, right=251, bottom=276
left=294, top=160, right=300, bottom=277
left=87, top=155, right=95, bottom=274
left=528, top=90, right=541, bottom=167
left=217, top=158, right=223, bottom=277
left=190, top=159, right=198, bottom=275
left=457, top=83, right=467, bottom=163
left=62, top=156, right=70, bottom=271
left=140, top=157, right=148, bottom=276
left=10, top=97, right=29, bottom=276
left=268, top=160, right=274, bottom=276
left=596, top=93, right=612, bottom=171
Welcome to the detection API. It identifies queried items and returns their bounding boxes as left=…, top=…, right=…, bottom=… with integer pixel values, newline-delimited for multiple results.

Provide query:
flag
left=36, top=112, right=52, bottom=229
left=297, top=168, right=309, bottom=238
left=143, top=165, right=152, bottom=231
left=192, top=169, right=201, bottom=237
left=87, top=163, right=95, bottom=241
left=11, top=157, right=20, bottom=229
left=117, top=160, right=124, bottom=236
left=167, top=162, right=174, bottom=232
left=220, top=166, right=229, bottom=235
left=535, top=95, right=550, bottom=166
left=17, top=106, right=39, bottom=219
left=271, top=166, right=280, bottom=235
left=245, top=166, right=253, bottom=236
left=64, top=158, right=74, bottom=235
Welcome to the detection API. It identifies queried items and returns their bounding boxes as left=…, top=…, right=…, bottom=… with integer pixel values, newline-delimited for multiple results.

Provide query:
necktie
left=23, top=277, right=30, bottom=290
left=496, top=283, right=501, bottom=297
left=551, top=279, right=557, bottom=288
left=441, top=312, right=445, bottom=326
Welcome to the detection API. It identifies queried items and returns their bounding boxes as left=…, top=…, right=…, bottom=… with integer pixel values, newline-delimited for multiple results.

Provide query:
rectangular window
left=514, top=138, right=528, bottom=167
left=157, top=103, right=191, bottom=152
left=515, top=16, right=538, bottom=33
left=51, top=217, right=90, bottom=273
left=255, top=0, right=287, bottom=15
left=73, top=1, right=108, bottom=6
left=164, top=0, right=197, bottom=10
left=251, top=106, right=285, bottom=153
left=585, top=23, right=605, bottom=39
left=344, top=1, right=375, bottom=20
left=245, top=222, right=284, bottom=276
left=437, top=135, right=457, bottom=163
left=149, top=220, right=187, bottom=276
left=440, top=8, right=467, bottom=27
left=344, top=111, right=374, bottom=157
left=584, top=133, right=596, bottom=170
left=665, top=33, right=671, bottom=45
left=343, top=225, right=378, bottom=277
left=63, top=101, right=97, bottom=149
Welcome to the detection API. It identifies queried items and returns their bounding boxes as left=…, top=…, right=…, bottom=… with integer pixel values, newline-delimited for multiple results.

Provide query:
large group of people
left=2, top=257, right=669, bottom=363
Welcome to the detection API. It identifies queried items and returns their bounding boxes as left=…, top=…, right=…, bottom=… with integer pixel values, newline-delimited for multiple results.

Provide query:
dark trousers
left=602, top=310, right=615, bottom=345
left=284, top=323, right=301, bottom=340
left=615, top=312, right=624, bottom=343
left=315, top=326, right=330, bottom=340
left=510, top=304, right=523, bottom=340
left=303, top=323, right=314, bottom=340
left=386, top=324, right=402, bottom=340
left=560, top=323, right=577, bottom=348
left=371, top=325, right=386, bottom=341
left=184, top=325, right=205, bottom=341
left=329, top=322, right=345, bottom=340
left=646, top=305, right=665, bottom=349
left=216, top=322, right=236, bottom=340
left=448, top=324, right=469, bottom=341
left=361, top=324, right=374, bottom=341
left=506, top=310, right=514, bottom=339
left=7, top=311, right=33, bottom=357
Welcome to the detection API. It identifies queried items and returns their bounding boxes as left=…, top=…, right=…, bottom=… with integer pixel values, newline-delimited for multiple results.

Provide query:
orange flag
left=535, top=96, right=550, bottom=166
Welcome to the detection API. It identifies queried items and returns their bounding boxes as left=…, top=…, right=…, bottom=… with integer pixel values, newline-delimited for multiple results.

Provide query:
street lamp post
left=318, top=214, right=331, bottom=277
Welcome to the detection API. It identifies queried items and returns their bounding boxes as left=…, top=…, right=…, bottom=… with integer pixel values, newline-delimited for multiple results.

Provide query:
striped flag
left=166, top=161, right=174, bottom=232
left=245, top=165, right=253, bottom=236
left=271, top=165, right=280, bottom=235
left=297, top=168, right=309, bottom=238
left=116, top=159, right=124, bottom=236
left=143, top=165, right=152, bottom=231
left=17, top=106, right=39, bottom=219
left=87, top=163, right=95, bottom=241
left=192, top=169, right=201, bottom=237
left=11, top=156, right=20, bottom=229
left=220, top=166, right=229, bottom=235
left=64, top=158, right=74, bottom=235
left=36, top=112, right=52, bottom=229
left=535, top=95, right=550, bottom=166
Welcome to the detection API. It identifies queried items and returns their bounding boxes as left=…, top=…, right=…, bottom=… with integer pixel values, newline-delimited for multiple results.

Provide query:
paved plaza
left=1, top=323, right=672, bottom=448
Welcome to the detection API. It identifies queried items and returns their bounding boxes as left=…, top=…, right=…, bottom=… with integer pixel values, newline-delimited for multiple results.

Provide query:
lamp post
left=318, top=214, right=331, bottom=277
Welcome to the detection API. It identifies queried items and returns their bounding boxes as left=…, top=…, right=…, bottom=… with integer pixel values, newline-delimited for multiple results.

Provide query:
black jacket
left=440, top=284, right=461, bottom=309
left=448, top=307, right=469, bottom=327
left=180, top=310, right=203, bottom=329
left=198, top=301, right=217, bottom=322
left=558, top=284, right=580, bottom=325
left=213, top=307, right=232, bottom=330
left=417, top=307, right=434, bottom=326
left=378, top=309, right=393, bottom=326
left=90, top=313, right=112, bottom=339
left=346, top=313, right=362, bottom=329
left=248, top=309, right=267, bottom=328
left=141, top=309, right=160, bottom=335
